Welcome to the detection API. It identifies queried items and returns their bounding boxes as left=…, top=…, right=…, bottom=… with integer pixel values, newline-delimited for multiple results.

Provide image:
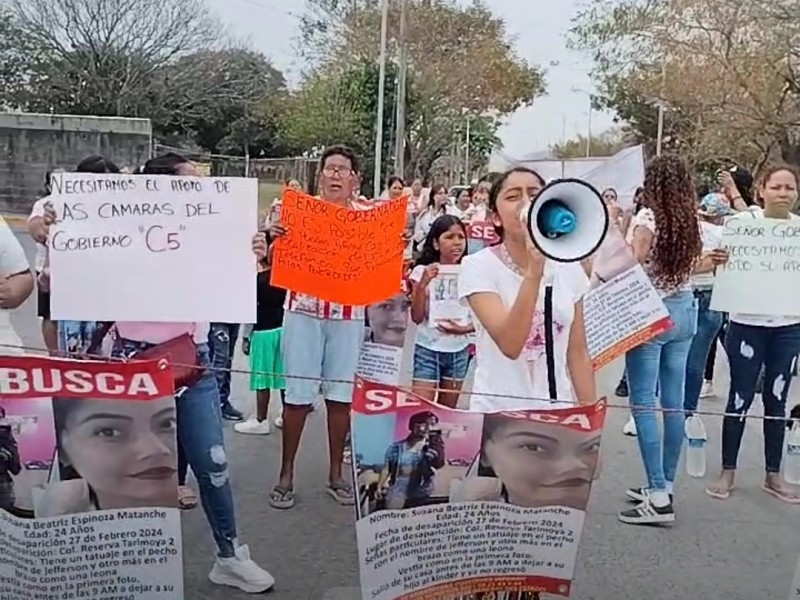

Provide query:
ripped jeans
left=113, top=338, right=238, bottom=557
left=722, top=321, right=800, bottom=473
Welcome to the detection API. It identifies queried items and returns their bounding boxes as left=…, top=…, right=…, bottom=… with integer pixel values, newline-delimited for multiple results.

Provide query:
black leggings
left=704, top=315, right=728, bottom=380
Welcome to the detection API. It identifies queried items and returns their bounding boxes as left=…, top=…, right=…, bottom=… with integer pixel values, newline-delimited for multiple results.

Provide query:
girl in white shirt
left=706, top=164, right=800, bottom=504
left=410, top=215, right=474, bottom=408
left=413, top=184, right=449, bottom=250
left=457, top=167, right=596, bottom=412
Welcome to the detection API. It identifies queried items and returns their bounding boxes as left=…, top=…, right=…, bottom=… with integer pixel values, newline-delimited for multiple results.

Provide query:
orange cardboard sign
left=270, top=190, right=407, bottom=305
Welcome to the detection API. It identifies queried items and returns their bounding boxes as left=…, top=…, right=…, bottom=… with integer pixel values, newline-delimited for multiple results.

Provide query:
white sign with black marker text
left=710, top=216, right=800, bottom=316
left=48, top=173, right=258, bottom=322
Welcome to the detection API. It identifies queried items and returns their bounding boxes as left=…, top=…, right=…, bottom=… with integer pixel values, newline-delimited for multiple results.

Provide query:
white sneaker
left=622, top=416, right=637, bottom=437
left=209, top=545, right=275, bottom=593
left=700, top=380, right=714, bottom=398
left=274, top=416, right=283, bottom=429
left=234, top=418, right=271, bottom=435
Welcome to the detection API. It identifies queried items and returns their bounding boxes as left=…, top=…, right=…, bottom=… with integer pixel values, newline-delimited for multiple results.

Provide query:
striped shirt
left=284, top=197, right=378, bottom=321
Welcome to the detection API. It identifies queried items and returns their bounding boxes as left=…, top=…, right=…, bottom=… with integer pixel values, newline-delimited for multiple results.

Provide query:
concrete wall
left=0, top=113, right=152, bottom=214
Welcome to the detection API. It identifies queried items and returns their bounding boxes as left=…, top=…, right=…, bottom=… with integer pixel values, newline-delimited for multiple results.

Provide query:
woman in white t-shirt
left=410, top=214, right=474, bottom=408
left=706, top=164, right=800, bottom=504
left=457, top=167, right=595, bottom=412
left=619, top=155, right=704, bottom=526
left=413, top=184, right=449, bottom=252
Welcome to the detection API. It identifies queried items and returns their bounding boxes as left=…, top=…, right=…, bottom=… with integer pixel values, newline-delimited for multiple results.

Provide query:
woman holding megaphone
left=458, top=167, right=597, bottom=412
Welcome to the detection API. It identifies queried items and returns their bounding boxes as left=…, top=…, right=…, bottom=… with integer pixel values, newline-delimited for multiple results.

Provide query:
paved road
left=6, top=229, right=800, bottom=600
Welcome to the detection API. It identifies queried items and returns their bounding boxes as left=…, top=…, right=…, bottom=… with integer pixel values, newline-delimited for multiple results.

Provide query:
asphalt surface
left=5, top=228, right=800, bottom=600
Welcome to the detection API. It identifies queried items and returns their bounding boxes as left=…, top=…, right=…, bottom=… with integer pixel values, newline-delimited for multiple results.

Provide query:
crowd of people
left=0, top=143, right=798, bottom=595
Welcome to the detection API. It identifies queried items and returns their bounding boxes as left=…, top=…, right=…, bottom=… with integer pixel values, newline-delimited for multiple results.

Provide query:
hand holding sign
left=270, top=190, right=407, bottom=305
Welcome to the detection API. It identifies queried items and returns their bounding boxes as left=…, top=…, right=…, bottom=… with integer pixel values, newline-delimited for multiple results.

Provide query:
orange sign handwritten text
left=271, top=190, right=407, bottom=305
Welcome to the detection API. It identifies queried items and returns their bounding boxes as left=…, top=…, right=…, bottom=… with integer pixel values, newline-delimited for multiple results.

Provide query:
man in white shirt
left=27, top=170, right=60, bottom=353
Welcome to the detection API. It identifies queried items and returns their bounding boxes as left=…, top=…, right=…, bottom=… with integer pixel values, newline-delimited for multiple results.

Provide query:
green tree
left=569, top=0, right=800, bottom=167
left=295, top=0, right=545, bottom=180
left=282, top=60, right=408, bottom=196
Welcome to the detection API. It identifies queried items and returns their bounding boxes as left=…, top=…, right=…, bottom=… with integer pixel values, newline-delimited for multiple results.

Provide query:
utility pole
left=464, top=115, right=471, bottom=182
left=373, top=0, right=390, bottom=196
left=394, top=0, right=408, bottom=178
left=585, top=96, right=592, bottom=157
left=656, top=61, right=666, bottom=156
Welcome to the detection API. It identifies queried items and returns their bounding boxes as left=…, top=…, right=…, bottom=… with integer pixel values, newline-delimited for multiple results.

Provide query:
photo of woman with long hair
left=457, top=167, right=596, bottom=412
left=38, top=396, right=178, bottom=516
left=453, top=413, right=601, bottom=511
left=410, top=215, right=474, bottom=407
left=414, top=184, right=450, bottom=252
left=619, top=154, right=706, bottom=526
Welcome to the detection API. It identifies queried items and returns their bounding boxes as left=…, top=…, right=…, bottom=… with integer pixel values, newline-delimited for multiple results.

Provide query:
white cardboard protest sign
left=710, top=217, right=800, bottom=316
left=49, top=173, right=257, bottom=322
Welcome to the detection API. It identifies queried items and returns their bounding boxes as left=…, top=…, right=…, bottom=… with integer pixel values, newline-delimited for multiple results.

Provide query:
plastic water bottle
left=784, top=422, right=800, bottom=485
left=685, top=415, right=707, bottom=478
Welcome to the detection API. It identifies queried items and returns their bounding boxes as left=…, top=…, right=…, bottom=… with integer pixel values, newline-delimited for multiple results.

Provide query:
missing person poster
left=358, top=285, right=411, bottom=385
left=351, top=377, right=606, bottom=600
left=0, top=355, right=184, bottom=599
left=585, top=226, right=672, bottom=368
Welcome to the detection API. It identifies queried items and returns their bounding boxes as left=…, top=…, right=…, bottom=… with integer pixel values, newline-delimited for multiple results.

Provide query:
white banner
left=49, top=173, right=258, bottom=323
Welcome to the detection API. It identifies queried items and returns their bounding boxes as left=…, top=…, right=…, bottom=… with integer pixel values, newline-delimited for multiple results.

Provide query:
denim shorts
left=413, top=344, right=470, bottom=382
left=282, top=310, right=364, bottom=405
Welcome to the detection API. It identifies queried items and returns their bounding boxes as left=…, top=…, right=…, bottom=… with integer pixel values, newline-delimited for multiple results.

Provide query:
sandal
left=761, top=482, right=800, bottom=504
left=268, top=485, right=296, bottom=509
left=705, top=484, right=734, bottom=500
left=326, top=481, right=355, bottom=505
left=178, top=485, right=198, bottom=510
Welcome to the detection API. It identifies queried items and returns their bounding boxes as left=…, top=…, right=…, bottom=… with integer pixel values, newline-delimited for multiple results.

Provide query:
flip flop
left=761, top=483, right=800, bottom=505
left=326, top=481, right=355, bottom=505
left=178, top=486, right=198, bottom=510
left=269, top=485, right=296, bottom=509
left=705, top=486, right=733, bottom=500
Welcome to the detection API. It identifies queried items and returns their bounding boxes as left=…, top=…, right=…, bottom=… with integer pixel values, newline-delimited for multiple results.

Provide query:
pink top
left=115, top=322, right=209, bottom=344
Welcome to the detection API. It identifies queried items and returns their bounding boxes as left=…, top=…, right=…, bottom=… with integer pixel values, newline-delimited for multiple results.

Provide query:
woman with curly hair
left=619, top=154, right=705, bottom=526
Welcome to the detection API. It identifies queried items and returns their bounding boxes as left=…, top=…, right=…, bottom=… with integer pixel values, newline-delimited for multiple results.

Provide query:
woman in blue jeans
left=112, top=153, right=275, bottom=593
left=683, top=193, right=732, bottom=418
left=619, top=155, right=705, bottom=526
left=706, top=164, right=800, bottom=504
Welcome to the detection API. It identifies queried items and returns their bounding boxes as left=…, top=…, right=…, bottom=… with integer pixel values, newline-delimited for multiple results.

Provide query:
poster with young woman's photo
left=0, top=355, right=184, bottom=599
left=350, top=377, right=606, bottom=600
left=357, top=286, right=411, bottom=385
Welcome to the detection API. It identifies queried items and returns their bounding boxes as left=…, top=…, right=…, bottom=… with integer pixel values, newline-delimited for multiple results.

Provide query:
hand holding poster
left=0, top=355, right=183, bottom=599
left=428, top=265, right=468, bottom=323
left=271, top=190, right=407, bottom=305
left=584, top=226, right=672, bottom=367
left=351, top=378, right=606, bottom=600
left=711, top=217, right=800, bottom=315
left=48, top=173, right=258, bottom=323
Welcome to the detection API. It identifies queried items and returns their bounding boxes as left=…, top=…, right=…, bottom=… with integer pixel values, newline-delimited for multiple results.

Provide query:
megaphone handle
left=543, top=283, right=558, bottom=401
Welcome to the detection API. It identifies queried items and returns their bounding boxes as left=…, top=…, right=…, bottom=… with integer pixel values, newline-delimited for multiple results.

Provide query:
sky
left=208, top=0, right=616, bottom=160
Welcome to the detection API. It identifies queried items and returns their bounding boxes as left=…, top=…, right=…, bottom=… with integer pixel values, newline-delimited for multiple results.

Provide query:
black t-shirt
left=255, top=270, right=287, bottom=332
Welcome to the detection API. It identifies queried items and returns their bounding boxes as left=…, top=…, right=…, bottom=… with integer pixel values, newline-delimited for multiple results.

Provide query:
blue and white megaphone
left=523, top=178, right=609, bottom=263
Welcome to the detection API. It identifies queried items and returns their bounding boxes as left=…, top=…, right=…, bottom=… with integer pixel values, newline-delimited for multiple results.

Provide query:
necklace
left=496, top=243, right=525, bottom=276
